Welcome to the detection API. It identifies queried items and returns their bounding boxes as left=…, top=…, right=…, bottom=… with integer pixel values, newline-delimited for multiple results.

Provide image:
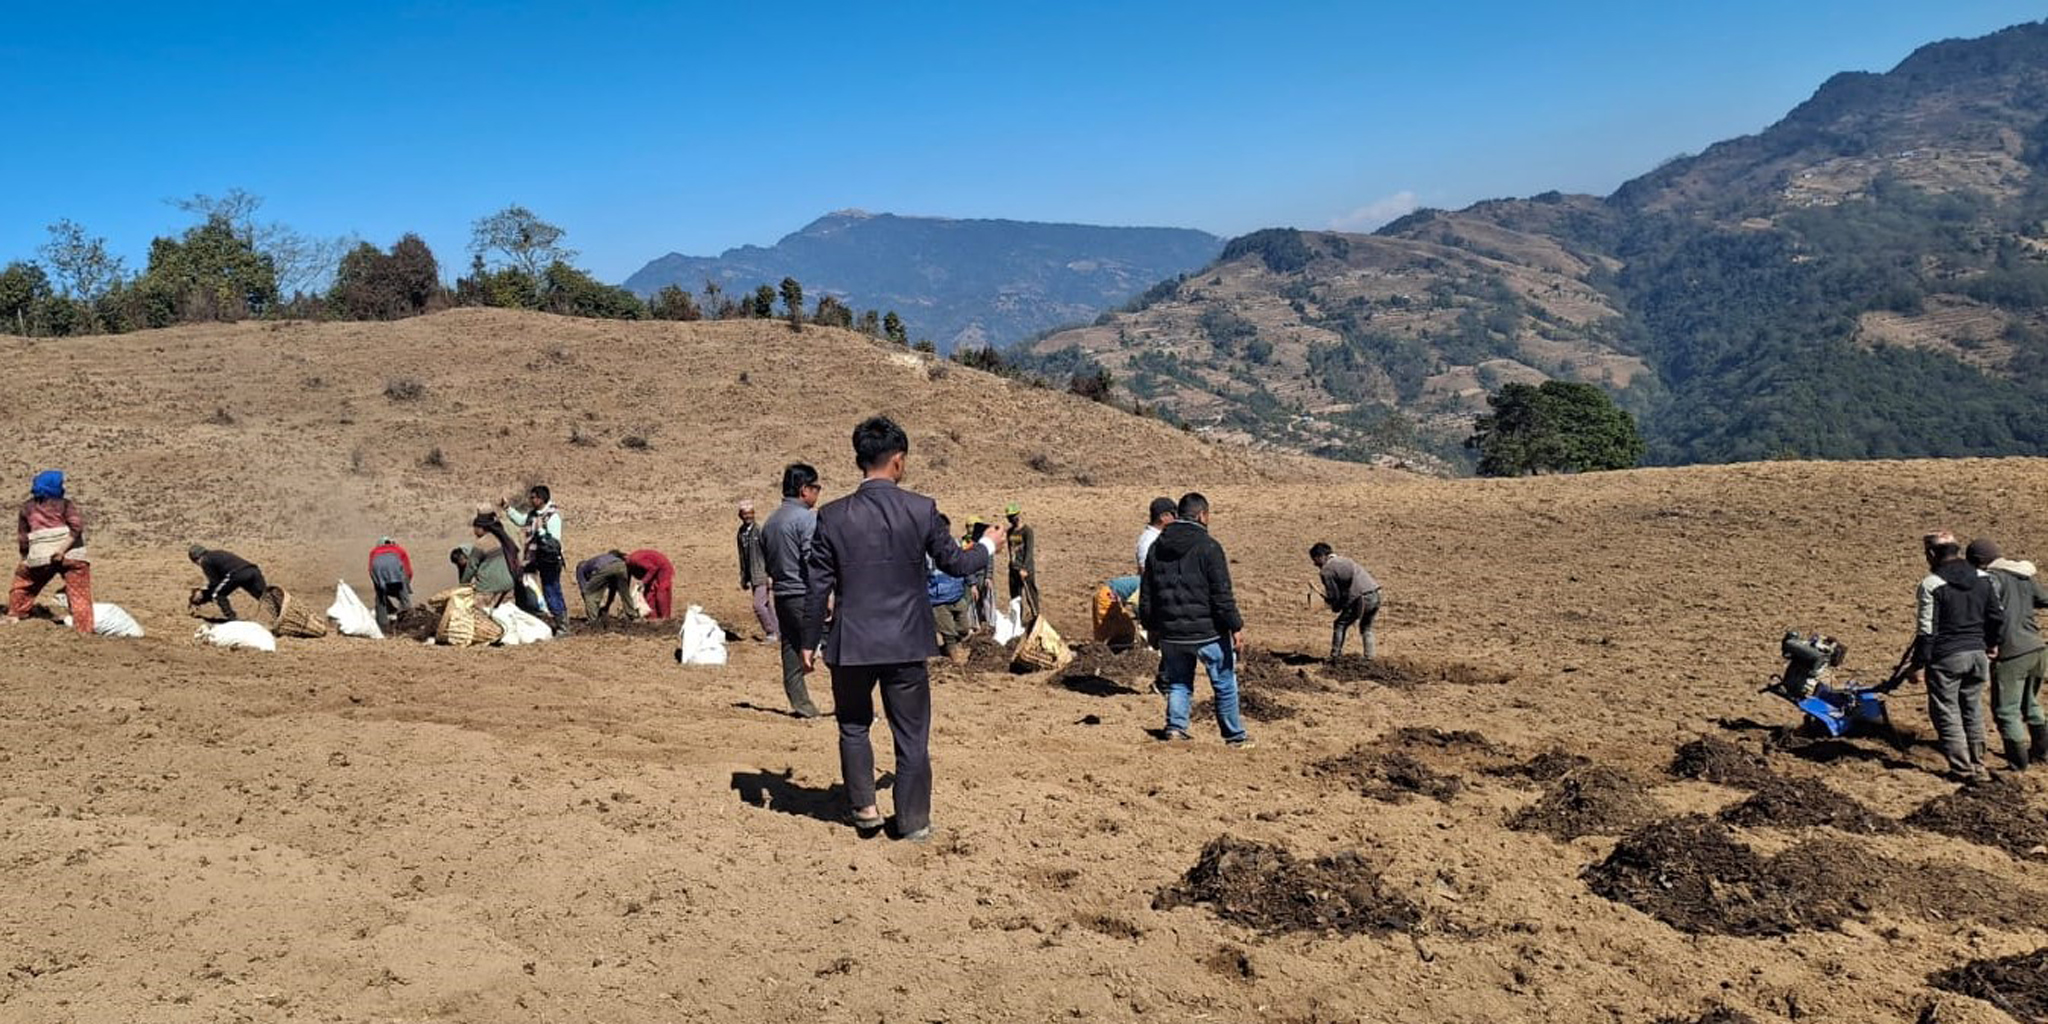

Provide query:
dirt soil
left=1152, top=835, right=1422, bottom=937
left=1486, top=747, right=1594, bottom=784
left=1320, top=653, right=1514, bottom=688
left=1930, top=947, right=2048, bottom=1023
left=1669, top=736, right=1779, bottom=788
left=7, top=311, right=2048, bottom=1022
left=1903, top=778, right=2048, bottom=859
left=1582, top=816, right=1859, bottom=936
left=1717, top=776, right=1903, bottom=834
left=1654, top=1010, right=1759, bottom=1024
left=1508, top=766, right=1662, bottom=840
left=1314, top=728, right=1498, bottom=804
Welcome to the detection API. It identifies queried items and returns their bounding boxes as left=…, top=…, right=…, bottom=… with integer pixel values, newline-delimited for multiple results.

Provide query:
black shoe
left=2031, top=723, right=2048, bottom=763
left=897, top=825, right=932, bottom=843
left=2004, top=738, right=2031, bottom=771
left=1158, top=729, right=1191, bottom=742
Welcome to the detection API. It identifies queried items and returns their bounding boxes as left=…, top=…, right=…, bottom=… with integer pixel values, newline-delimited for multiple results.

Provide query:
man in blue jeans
left=1139, top=492, right=1251, bottom=747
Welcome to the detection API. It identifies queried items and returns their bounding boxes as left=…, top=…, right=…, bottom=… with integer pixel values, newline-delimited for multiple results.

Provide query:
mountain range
left=623, top=212, right=1221, bottom=350
left=1027, top=19, right=2048, bottom=469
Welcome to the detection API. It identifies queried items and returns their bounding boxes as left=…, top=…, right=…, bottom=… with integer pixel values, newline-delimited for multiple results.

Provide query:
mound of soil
left=1669, top=737, right=1776, bottom=789
left=955, top=635, right=1017, bottom=673
left=1508, top=766, right=1662, bottom=840
left=1321, top=654, right=1514, bottom=688
left=1152, top=835, right=1422, bottom=937
left=1787, top=837, right=2048, bottom=931
left=1929, top=947, right=2048, bottom=1023
left=1193, top=689, right=1298, bottom=722
left=390, top=605, right=442, bottom=642
left=1316, top=747, right=1463, bottom=804
left=1653, top=1010, right=1757, bottom=1024
left=1717, top=776, right=1901, bottom=835
left=1062, top=643, right=1158, bottom=684
left=1236, top=649, right=1328, bottom=693
left=1486, top=747, right=1594, bottom=784
left=1582, top=816, right=1856, bottom=936
left=1903, top=778, right=2048, bottom=859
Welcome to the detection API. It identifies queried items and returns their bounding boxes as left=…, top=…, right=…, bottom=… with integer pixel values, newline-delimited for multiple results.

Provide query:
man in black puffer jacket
left=1139, top=492, right=1250, bottom=747
left=1909, top=530, right=2004, bottom=784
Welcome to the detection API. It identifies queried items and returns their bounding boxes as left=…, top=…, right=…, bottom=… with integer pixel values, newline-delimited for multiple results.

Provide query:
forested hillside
left=1029, top=20, right=2048, bottom=467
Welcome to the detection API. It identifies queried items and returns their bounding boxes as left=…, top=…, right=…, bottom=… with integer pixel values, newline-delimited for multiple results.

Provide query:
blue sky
left=2, top=1, right=2041, bottom=284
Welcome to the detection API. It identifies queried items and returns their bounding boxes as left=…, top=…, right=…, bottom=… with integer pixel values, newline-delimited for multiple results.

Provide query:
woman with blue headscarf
left=9, top=469, right=92, bottom=634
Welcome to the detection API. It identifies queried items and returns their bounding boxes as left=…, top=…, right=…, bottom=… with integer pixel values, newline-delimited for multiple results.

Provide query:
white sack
left=991, top=598, right=1025, bottom=645
left=489, top=604, right=554, bottom=645
left=676, top=605, right=728, bottom=665
left=327, top=581, right=384, bottom=639
left=196, top=621, right=276, bottom=652
left=64, top=602, right=144, bottom=638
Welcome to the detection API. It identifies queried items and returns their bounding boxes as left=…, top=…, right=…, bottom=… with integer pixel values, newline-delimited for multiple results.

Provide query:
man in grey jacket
left=1311, top=543, right=1382, bottom=661
left=762, top=464, right=824, bottom=718
left=1969, top=538, right=2048, bottom=770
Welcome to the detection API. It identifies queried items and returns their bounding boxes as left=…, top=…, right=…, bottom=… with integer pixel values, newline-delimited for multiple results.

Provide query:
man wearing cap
left=1006, top=502, right=1038, bottom=626
left=8, top=469, right=92, bottom=634
left=1968, top=537, right=2048, bottom=770
left=367, top=536, right=413, bottom=636
left=737, top=499, right=778, bottom=641
left=1136, top=496, right=1175, bottom=571
left=1907, top=530, right=2004, bottom=784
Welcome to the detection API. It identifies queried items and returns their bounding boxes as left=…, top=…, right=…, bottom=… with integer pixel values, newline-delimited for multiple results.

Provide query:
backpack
left=528, top=512, right=564, bottom=572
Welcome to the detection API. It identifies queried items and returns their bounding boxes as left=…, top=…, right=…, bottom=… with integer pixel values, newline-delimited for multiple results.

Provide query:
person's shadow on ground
left=731, top=768, right=893, bottom=825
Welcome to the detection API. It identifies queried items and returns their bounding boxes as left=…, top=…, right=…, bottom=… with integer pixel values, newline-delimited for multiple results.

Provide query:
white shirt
left=1136, top=524, right=1162, bottom=571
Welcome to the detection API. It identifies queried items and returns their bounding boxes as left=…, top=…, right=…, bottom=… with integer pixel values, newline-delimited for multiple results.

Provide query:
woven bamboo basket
left=469, top=610, right=504, bottom=645
left=259, top=587, right=291, bottom=631
left=1011, top=616, right=1074, bottom=673
left=274, top=603, right=329, bottom=638
left=436, top=599, right=476, bottom=647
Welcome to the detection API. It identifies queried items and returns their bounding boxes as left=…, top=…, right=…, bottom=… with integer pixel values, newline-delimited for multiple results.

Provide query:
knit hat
left=1967, top=537, right=2002, bottom=567
left=738, top=500, right=755, bottom=514
left=30, top=469, right=63, bottom=500
left=1005, top=502, right=1022, bottom=516
left=187, top=543, right=207, bottom=560
left=379, top=536, right=393, bottom=545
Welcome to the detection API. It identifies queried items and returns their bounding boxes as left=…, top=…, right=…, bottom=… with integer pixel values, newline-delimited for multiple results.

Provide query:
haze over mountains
left=624, top=211, right=1221, bottom=350
left=1030, top=19, right=2048, bottom=468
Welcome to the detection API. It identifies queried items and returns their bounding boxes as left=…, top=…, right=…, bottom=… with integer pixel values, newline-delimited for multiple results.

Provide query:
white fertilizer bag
left=676, top=605, right=728, bottom=665
left=64, top=602, right=144, bottom=638
left=327, top=581, right=384, bottom=639
left=991, top=598, right=1026, bottom=645
left=489, top=604, right=555, bottom=645
left=196, top=621, right=276, bottom=652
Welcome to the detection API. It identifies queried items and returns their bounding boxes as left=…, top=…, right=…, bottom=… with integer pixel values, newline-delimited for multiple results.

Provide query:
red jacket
left=369, top=542, right=414, bottom=581
left=626, top=549, right=672, bottom=583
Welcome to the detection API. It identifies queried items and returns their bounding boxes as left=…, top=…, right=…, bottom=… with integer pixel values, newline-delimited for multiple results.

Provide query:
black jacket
left=198, top=550, right=255, bottom=586
left=1916, top=559, right=2004, bottom=665
left=802, top=478, right=992, bottom=666
left=1140, top=520, right=1242, bottom=648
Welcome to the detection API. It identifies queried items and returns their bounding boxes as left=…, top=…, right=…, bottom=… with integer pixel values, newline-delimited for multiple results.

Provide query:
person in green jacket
left=1969, top=538, right=2048, bottom=770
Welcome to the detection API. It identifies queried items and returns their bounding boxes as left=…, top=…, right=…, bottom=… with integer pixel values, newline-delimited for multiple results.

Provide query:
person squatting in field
left=188, top=544, right=271, bottom=621
left=8, top=470, right=92, bottom=634
left=367, top=536, right=413, bottom=635
left=626, top=548, right=673, bottom=620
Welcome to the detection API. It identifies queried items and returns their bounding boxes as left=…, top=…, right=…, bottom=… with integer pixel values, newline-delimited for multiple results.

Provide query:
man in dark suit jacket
left=801, top=416, right=1005, bottom=841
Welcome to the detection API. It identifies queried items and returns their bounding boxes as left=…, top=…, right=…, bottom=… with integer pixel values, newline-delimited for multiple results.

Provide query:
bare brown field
left=2, top=310, right=2044, bottom=1023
